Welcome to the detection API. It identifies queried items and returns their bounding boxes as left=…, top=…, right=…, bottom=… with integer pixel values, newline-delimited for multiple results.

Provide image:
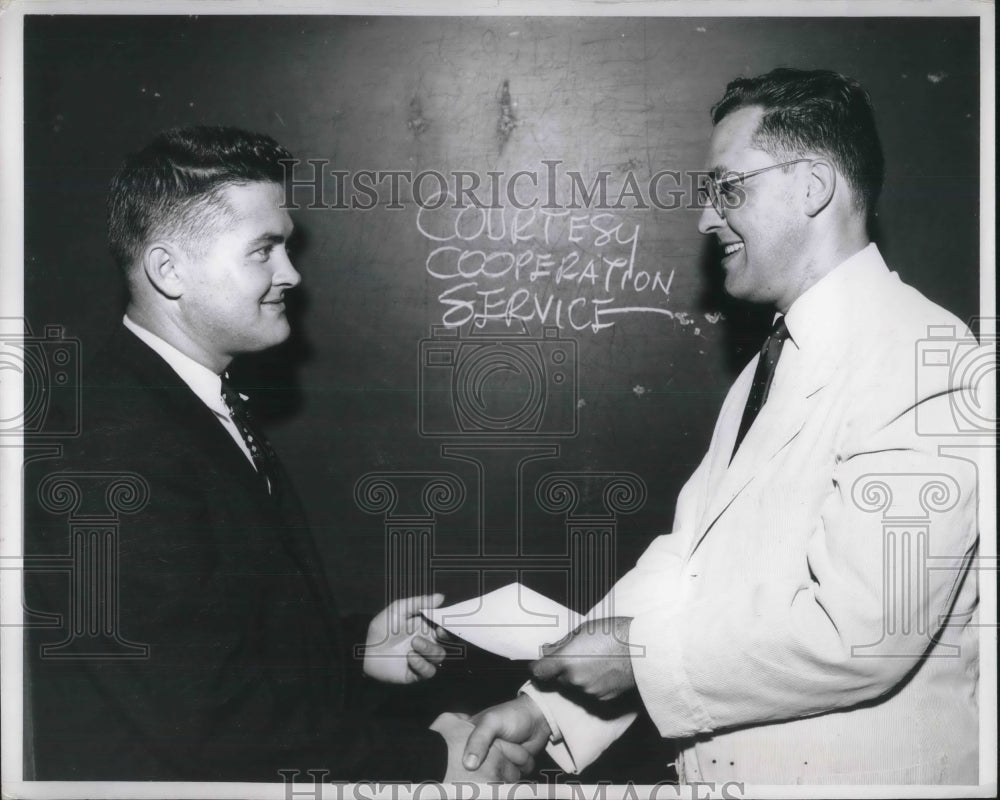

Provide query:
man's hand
left=363, top=594, right=447, bottom=684
left=462, top=695, right=551, bottom=772
left=430, top=712, right=535, bottom=783
left=529, top=616, right=636, bottom=701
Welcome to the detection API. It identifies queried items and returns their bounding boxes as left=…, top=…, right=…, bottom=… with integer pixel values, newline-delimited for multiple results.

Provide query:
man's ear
left=804, top=159, right=836, bottom=217
left=141, top=242, right=184, bottom=299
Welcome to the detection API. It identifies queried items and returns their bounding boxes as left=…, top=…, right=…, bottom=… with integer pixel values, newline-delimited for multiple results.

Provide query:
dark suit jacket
left=24, top=326, right=446, bottom=781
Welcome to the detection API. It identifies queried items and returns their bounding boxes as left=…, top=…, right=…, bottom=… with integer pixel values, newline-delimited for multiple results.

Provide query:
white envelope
left=421, top=582, right=582, bottom=661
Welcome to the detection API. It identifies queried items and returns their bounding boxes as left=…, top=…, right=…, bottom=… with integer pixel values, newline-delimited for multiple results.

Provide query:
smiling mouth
left=721, top=242, right=745, bottom=257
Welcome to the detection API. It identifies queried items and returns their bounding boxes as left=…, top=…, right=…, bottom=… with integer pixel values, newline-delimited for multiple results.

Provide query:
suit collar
left=782, top=242, right=887, bottom=358
left=104, top=325, right=269, bottom=495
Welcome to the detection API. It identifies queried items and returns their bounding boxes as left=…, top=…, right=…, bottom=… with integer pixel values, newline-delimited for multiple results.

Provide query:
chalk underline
left=595, top=306, right=676, bottom=317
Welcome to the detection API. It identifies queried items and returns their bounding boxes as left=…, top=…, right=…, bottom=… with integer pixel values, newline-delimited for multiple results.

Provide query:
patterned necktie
left=730, top=316, right=791, bottom=463
left=220, top=374, right=279, bottom=495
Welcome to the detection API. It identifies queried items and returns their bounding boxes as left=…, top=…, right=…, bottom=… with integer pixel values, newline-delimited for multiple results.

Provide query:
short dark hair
left=107, top=126, right=292, bottom=272
left=711, top=68, right=884, bottom=217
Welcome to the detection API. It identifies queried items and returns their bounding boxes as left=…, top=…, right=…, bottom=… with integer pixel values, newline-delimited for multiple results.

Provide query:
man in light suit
left=24, top=126, right=532, bottom=783
left=461, top=69, right=983, bottom=784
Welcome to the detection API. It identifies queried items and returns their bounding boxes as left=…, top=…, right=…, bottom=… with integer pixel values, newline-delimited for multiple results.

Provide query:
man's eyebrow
left=248, top=232, right=291, bottom=246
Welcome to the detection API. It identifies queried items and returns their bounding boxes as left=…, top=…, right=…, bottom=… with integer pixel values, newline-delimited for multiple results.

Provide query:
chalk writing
left=417, top=195, right=693, bottom=333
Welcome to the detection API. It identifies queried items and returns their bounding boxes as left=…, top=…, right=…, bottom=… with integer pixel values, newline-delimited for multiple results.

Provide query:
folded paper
left=421, top=583, right=582, bottom=661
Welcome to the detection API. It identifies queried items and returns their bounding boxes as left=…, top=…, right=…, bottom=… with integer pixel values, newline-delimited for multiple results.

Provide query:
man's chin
left=270, top=327, right=292, bottom=348
left=722, top=272, right=750, bottom=301
left=249, top=324, right=292, bottom=353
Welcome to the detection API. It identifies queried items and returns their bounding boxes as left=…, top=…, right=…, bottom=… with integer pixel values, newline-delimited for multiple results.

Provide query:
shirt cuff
left=519, top=681, right=638, bottom=775
left=518, top=682, right=577, bottom=774
left=518, top=681, right=563, bottom=741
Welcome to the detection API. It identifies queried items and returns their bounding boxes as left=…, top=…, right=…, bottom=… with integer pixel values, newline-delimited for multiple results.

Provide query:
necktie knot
left=220, top=375, right=278, bottom=495
left=220, top=375, right=245, bottom=414
left=759, top=316, right=790, bottom=371
left=769, top=316, right=790, bottom=343
left=766, top=316, right=790, bottom=350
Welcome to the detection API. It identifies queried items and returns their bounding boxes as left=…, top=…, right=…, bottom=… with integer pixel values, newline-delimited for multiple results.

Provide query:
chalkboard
left=23, top=14, right=981, bottom=614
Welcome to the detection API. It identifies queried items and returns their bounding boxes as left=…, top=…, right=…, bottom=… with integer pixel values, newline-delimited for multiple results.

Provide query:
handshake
left=362, top=591, right=637, bottom=783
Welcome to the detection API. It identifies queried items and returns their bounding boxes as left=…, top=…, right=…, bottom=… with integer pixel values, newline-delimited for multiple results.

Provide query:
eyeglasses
left=699, top=158, right=811, bottom=217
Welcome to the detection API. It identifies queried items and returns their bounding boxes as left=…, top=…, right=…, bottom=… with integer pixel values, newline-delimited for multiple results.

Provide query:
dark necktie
left=220, top=374, right=279, bottom=495
left=731, top=316, right=790, bottom=463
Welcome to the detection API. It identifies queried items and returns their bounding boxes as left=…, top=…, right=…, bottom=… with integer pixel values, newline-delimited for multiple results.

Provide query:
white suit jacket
left=525, top=244, right=982, bottom=784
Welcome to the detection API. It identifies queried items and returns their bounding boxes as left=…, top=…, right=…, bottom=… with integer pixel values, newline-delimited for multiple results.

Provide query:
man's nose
left=697, top=202, right=724, bottom=235
left=273, top=248, right=302, bottom=288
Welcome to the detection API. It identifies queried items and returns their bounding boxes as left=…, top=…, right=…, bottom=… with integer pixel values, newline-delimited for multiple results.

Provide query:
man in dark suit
left=24, top=126, right=531, bottom=783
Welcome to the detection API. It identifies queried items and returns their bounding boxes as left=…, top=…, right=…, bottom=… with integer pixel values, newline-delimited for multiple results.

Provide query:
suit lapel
left=687, top=344, right=832, bottom=561
left=110, top=326, right=272, bottom=499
